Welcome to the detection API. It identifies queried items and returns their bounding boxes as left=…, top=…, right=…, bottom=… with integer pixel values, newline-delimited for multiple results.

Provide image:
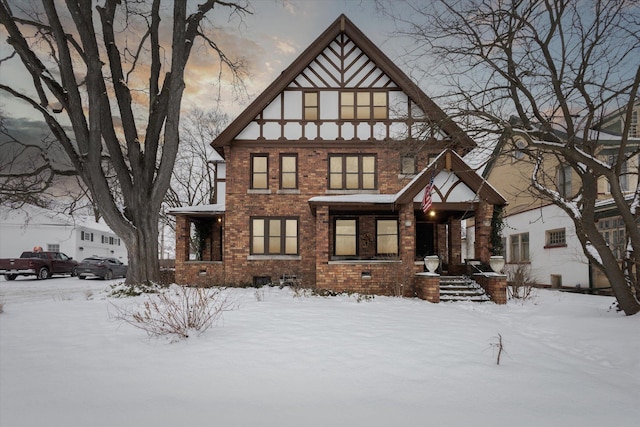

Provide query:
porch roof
left=167, top=203, right=225, bottom=216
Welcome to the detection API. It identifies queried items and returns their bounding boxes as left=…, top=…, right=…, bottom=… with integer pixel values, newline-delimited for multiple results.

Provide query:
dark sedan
left=77, top=257, right=127, bottom=280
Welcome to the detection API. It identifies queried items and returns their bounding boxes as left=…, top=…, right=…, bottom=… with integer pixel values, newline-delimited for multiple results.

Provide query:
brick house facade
left=171, top=15, right=507, bottom=301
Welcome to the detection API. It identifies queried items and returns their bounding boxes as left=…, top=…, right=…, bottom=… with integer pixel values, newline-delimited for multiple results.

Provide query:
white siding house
left=501, top=204, right=591, bottom=289
left=0, top=205, right=127, bottom=262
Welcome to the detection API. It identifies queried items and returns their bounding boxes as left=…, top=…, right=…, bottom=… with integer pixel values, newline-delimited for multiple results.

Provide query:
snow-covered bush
left=106, top=281, right=164, bottom=298
left=111, top=285, right=231, bottom=340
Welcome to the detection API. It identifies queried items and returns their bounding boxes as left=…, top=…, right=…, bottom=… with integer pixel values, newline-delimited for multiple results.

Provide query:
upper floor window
left=557, top=164, right=572, bottom=197
left=401, top=156, right=417, bottom=175
left=280, top=154, right=298, bottom=189
left=340, top=91, right=387, bottom=120
left=607, top=155, right=629, bottom=192
left=304, top=92, right=319, bottom=120
left=630, top=110, right=637, bottom=138
left=251, top=154, right=268, bottom=189
left=81, top=231, right=93, bottom=242
left=47, top=244, right=60, bottom=252
left=329, top=154, right=376, bottom=190
left=509, top=233, right=530, bottom=263
left=251, top=217, right=298, bottom=255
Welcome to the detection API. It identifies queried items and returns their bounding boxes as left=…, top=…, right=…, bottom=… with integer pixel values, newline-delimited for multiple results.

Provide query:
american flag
left=421, top=175, right=435, bottom=214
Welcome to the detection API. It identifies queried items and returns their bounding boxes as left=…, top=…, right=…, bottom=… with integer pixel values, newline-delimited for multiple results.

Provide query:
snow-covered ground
left=1, top=276, right=638, bottom=427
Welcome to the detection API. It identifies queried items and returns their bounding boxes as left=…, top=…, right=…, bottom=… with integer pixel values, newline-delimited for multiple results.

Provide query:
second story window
left=251, top=154, right=268, bottom=189
left=557, top=164, right=572, bottom=198
left=340, top=91, right=387, bottom=120
left=629, top=110, right=637, bottom=138
left=280, top=154, right=298, bottom=189
left=401, top=156, right=416, bottom=175
left=304, top=92, right=319, bottom=120
left=329, top=154, right=376, bottom=190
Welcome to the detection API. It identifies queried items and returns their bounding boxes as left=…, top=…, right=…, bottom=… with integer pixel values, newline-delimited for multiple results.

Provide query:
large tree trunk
left=125, top=209, right=161, bottom=284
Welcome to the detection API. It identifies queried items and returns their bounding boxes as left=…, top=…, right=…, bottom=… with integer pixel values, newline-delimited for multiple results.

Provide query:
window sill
left=329, top=259, right=401, bottom=264
left=325, top=189, right=379, bottom=195
left=185, top=260, right=223, bottom=264
left=544, top=244, right=567, bottom=249
left=247, top=255, right=302, bottom=261
left=276, top=189, right=301, bottom=195
left=247, top=189, right=271, bottom=194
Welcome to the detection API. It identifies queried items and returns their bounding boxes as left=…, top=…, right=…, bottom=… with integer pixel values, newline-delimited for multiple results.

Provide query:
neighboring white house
left=501, top=204, right=591, bottom=289
left=0, top=204, right=127, bottom=261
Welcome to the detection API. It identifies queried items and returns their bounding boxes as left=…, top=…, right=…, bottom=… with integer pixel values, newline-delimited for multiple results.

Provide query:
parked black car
left=77, top=257, right=127, bottom=280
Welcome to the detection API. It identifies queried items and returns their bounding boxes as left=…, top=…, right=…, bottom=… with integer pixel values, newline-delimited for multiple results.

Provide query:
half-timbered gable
left=171, top=15, right=507, bottom=303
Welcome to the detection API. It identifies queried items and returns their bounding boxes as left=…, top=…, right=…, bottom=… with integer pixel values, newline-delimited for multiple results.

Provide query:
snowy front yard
left=1, top=277, right=638, bottom=427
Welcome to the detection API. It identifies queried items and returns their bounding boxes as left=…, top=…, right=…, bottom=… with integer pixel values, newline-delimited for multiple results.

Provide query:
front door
left=416, top=222, right=435, bottom=260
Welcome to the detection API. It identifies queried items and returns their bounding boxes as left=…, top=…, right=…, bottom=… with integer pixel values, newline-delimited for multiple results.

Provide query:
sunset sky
left=182, top=0, right=410, bottom=118
left=1, top=0, right=411, bottom=125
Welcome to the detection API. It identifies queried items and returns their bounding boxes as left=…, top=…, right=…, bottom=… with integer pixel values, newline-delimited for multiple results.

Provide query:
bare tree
left=380, top=0, right=640, bottom=314
left=163, top=108, right=227, bottom=215
left=0, top=1, right=248, bottom=284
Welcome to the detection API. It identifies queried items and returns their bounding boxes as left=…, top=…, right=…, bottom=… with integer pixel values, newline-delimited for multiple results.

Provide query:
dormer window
left=304, top=92, right=319, bottom=120
left=340, top=91, right=387, bottom=120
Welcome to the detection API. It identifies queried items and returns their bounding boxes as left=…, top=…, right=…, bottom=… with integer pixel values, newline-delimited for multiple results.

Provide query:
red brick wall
left=222, top=145, right=417, bottom=287
left=474, top=200, right=494, bottom=263
left=473, top=273, right=507, bottom=304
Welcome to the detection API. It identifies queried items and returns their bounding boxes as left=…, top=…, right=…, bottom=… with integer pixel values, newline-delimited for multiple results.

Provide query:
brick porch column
left=474, top=200, right=494, bottom=264
left=315, top=206, right=329, bottom=289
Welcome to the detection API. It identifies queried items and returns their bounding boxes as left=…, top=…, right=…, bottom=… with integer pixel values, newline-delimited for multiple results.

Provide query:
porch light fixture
left=429, top=210, right=436, bottom=218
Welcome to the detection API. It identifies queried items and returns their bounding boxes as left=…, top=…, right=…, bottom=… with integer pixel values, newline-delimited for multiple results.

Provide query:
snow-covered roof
left=207, top=147, right=225, bottom=163
left=0, top=203, right=120, bottom=235
left=167, top=203, right=226, bottom=215
left=308, top=194, right=397, bottom=204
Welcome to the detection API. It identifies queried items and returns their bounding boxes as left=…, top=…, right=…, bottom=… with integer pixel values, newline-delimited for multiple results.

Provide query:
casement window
left=629, top=110, right=637, bottom=138
left=557, top=164, right=572, bottom=197
left=599, top=216, right=627, bottom=260
left=304, top=92, right=319, bottom=120
left=251, top=154, right=268, bottom=190
left=329, top=154, right=376, bottom=190
left=376, top=219, right=399, bottom=255
left=280, top=154, right=298, bottom=189
left=606, top=155, right=629, bottom=192
left=81, top=231, right=93, bottom=242
left=545, top=228, right=566, bottom=247
left=251, top=217, right=298, bottom=255
left=509, top=233, right=530, bottom=262
left=340, top=91, right=387, bottom=120
left=401, top=156, right=417, bottom=175
left=335, top=219, right=357, bottom=256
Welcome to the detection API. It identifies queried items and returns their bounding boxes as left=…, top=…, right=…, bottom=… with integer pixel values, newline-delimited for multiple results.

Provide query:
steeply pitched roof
left=212, top=14, right=475, bottom=152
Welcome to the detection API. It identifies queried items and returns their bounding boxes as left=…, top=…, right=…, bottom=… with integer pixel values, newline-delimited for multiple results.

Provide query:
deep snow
left=1, top=276, right=638, bottom=427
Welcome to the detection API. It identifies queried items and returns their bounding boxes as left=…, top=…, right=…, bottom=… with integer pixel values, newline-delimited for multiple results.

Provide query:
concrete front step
left=439, top=275, right=491, bottom=302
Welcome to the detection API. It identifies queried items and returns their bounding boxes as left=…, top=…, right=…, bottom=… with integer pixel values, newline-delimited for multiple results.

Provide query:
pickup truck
left=0, top=251, right=78, bottom=280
